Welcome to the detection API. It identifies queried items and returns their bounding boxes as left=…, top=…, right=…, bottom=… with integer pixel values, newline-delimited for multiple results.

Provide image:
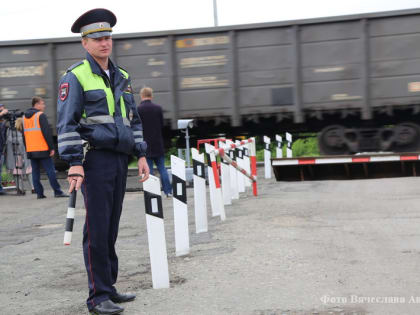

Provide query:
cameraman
left=0, top=104, right=8, bottom=195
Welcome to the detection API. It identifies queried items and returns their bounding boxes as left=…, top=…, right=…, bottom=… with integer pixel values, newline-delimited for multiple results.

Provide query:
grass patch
left=290, top=136, right=320, bottom=157
left=256, top=134, right=319, bottom=160
left=1, top=165, right=14, bottom=186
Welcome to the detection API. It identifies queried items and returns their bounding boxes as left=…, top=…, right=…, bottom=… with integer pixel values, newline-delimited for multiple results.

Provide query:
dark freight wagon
left=2, top=8, right=420, bottom=154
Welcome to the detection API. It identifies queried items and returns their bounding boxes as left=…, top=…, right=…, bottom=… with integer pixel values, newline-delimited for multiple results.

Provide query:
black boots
left=90, top=300, right=123, bottom=315
left=110, top=292, right=136, bottom=303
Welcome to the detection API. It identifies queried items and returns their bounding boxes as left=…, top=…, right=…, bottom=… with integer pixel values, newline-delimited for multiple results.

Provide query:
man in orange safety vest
left=23, top=96, right=67, bottom=199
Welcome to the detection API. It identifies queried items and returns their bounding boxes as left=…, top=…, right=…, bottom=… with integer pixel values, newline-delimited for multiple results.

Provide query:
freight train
left=2, top=8, right=420, bottom=155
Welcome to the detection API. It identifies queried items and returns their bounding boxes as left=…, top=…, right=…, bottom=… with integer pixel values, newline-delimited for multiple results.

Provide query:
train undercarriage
left=318, top=122, right=420, bottom=155
left=169, top=107, right=420, bottom=156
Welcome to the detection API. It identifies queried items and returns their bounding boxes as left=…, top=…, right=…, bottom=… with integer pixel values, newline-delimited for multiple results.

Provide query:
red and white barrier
left=212, top=138, right=258, bottom=197
left=272, top=154, right=420, bottom=166
left=187, top=137, right=257, bottom=232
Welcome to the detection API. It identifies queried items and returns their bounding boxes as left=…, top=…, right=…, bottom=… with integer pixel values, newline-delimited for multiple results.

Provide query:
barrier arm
left=213, top=138, right=258, bottom=196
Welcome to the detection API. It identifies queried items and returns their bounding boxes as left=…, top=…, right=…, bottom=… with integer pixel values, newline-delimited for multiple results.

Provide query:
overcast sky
left=1, top=0, right=420, bottom=42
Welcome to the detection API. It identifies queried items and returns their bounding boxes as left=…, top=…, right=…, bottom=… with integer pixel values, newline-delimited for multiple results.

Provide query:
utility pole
left=213, top=0, right=218, bottom=26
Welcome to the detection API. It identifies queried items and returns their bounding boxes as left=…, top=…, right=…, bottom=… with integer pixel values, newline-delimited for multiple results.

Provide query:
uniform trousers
left=81, top=149, right=128, bottom=310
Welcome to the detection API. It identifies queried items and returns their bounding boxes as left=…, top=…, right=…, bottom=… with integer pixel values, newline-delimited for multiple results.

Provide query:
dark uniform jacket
left=137, top=100, right=165, bottom=158
left=56, top=53, right=146, bottom=166
left=23, top=108, right=55, bottom=159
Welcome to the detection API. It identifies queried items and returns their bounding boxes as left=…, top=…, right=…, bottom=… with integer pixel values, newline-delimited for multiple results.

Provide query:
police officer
left=57, top=8, right=149, bottom=315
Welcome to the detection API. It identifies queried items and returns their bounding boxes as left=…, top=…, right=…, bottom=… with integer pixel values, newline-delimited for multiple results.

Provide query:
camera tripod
left=7, top=114, right=27, bottom=195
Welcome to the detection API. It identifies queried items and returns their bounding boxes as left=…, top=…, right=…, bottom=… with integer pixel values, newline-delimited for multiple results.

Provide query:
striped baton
left=63, top=190, right=77, bottom=245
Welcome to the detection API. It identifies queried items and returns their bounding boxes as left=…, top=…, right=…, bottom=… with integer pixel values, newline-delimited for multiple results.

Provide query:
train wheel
left=391, top=122, right=420, bottom=152
left=318, top=125, right=350, bottom=155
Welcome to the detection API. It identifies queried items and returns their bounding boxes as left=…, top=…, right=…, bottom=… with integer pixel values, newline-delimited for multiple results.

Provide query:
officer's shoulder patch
left=66, top=61, right=84, bottom=73
left=59, top=83, right=69, bottom=101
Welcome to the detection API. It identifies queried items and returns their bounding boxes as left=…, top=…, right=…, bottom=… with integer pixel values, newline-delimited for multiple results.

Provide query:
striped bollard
left=217, top=139, right=257, bottom=196
left=171, top=155, right=190, bottom=256
left=220, top=149, right=232, bottom=205
left=235, top=141, right=245, bottom=193
left=192, top=148, right=208, bottom=233
left=250, top=137, right=258, bottom=196
left=226, top=140, right=239, bottom=200
left=276, top=134, right=283, bottom=158
left=286, top=132, right=293, bottom=158
left=205, top=143, right=226, bottom=221
left=63, top=190, right=77, bottom=245
left=205, top=150, right=219, bottom=217
left=143, top=175, right=170, bottom=289
left=243, top=145, right=251, bottom=188
left=263, top=136, right=272, bottom=179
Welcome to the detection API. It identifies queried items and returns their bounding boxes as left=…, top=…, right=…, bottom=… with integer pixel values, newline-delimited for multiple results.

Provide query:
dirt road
left=1, top=174, right=420, bottom=314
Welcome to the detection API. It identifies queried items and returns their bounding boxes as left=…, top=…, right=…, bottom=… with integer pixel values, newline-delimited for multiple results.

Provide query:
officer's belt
left=80, top=115, right=130, bottom=127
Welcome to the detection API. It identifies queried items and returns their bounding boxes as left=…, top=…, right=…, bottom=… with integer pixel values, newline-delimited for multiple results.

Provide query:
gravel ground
left=1, top=170, right=420, bottom=315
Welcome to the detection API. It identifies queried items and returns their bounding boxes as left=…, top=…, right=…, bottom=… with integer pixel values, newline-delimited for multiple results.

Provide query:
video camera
left=3, top=109, right=24, bottom=121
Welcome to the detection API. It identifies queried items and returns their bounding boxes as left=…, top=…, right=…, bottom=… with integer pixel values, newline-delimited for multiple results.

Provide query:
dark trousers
left=81, top=150, right=128, bottom=310
left=30, top=157, right=62, bottom=197
left=147, top=156, right=172, bottom=195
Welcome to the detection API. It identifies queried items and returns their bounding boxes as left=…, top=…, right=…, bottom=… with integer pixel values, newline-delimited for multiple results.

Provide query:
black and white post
left=205, top=143, right=226, bottom=221
left=235, top=141, right=245, bottom=193
left=205, top=144, right=220, bottom=217
left=192, top=148, right=208, bottom=233
left=143, top=175, right=170, bottom=289
left=171, top=155, right=190, bottom=256
left=206, top=151, right=220, bottom=217
left=264, top=135, right=271, bottom=179
left=220, top=146, right=232, bottom=205
left=243, top=144, right=251, bottom=188
left=286, top=132, right=293, bottom=158
left=275, top=134, right=283, bottom=158
left=226, top=140, right=239, bottom=200
left=63, top=190, right=77, bottom=246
